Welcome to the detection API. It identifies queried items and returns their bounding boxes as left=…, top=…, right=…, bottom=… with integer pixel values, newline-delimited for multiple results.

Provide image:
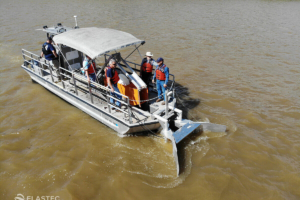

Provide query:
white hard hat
left=145, top=52, right=153, bottom=57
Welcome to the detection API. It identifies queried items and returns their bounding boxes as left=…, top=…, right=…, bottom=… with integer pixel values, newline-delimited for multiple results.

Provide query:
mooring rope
left=127, top=93, right=163, bottom=103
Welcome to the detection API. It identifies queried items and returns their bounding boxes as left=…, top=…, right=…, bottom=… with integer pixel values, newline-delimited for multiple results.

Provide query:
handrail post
left=72, top=73, right=78, bottom=95
left=22, top=50, right=25, bottom=62
left=165, top=89, right=169, bottom=118
left=88, top=82, right=93, bottom=104
left=127, top=98, right=132, bottom=124
left=59, top=66, right=63, bottom=80
left=47, top=60, right=54, bottom=82
left=107, top=95, right=111, bottom=113
left=37, top=56, right=42, bottom=76
left=173, top=87, right=175, bottom=99
left=30, top=54, right=34, bottom=72
left=59, top=67, right=65, bottom=89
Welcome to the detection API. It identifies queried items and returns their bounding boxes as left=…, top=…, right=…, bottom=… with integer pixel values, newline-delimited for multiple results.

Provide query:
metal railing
left=21, top=49, right=133, bottom=124
left=22, top=49, right=60, bottom=82
left=58, top=67, right=134, bottom=124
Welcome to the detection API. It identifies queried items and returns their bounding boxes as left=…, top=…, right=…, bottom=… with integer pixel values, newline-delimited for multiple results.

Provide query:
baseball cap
left=156, top=57, right=164, bottom=63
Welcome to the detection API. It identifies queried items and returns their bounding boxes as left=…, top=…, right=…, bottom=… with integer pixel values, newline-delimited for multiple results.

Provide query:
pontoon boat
left=21, top=19, right=226, bottom=176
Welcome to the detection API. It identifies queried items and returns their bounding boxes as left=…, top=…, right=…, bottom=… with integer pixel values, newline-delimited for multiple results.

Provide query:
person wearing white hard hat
left=140, top=52, right=155, bottom=88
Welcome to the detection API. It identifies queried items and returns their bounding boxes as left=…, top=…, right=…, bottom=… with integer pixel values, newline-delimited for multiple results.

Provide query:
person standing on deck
left=152, top=57, right=169, bottom=105
left=40, top=36, right=60, bottom=79
left=140, top=52, right=154, bottom=88
left=106, top=59, right=122, bottom=112
left=82, top=55, right=97, bottom=83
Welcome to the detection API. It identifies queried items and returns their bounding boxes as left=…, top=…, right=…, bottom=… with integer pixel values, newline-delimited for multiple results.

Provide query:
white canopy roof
left=53, top=27, right=144, bottom=59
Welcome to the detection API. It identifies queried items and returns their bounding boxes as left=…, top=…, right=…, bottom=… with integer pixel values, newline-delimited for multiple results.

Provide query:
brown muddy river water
left=1, top=0, right=300, bottom=199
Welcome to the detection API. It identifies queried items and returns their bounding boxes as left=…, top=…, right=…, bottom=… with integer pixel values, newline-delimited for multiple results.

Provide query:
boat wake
left=123, top=130, right=227, bottom=188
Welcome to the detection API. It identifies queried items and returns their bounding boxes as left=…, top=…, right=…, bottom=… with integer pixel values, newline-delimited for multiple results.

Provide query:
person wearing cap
left=140, top=52, right=155, bottom=88
left=40, top=36, right=60, bottom=79
left=152, top=57, right=169, bottom=105
left=82, top=55, right=97, bottom=83
left=41, top=36, right=58, bottom=60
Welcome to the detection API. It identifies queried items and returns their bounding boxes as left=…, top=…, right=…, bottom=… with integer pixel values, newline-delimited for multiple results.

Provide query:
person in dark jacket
left=40, top=36, right=60, bottom=79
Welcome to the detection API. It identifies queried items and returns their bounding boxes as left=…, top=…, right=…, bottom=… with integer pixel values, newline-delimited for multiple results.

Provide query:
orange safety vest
left=156, top=64, right=166, bottom=81
left=142, top=62, right=153, bottom=73
left=106, top=67, right=120, bottom=85
left=87, top=62, right=96, bottom=74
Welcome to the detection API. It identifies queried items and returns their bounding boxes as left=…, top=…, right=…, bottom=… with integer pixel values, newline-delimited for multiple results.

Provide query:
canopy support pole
left=124, top=43, right=143, bottom=60
left=136, top=45, right=143, bottom=59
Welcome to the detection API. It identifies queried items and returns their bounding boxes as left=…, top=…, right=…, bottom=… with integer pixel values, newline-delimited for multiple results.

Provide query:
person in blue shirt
left=106, top=59, right=122, bottom=111
left=40, top=37, right=60, bottom=79
left=152, top=57, right=169, bottom=105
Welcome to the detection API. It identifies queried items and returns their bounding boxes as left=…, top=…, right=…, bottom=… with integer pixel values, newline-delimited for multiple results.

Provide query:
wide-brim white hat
left=145, top=52, right=153, bottom=57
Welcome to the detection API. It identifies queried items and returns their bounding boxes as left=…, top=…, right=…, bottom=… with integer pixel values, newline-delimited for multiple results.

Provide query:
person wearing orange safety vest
left=152, top=57, right=169, bottom=105
left=140, top=52, right=154, bottom=87
left=106, top=59, right=122, bottom=110
left=82, top=55, right=96, bottom=83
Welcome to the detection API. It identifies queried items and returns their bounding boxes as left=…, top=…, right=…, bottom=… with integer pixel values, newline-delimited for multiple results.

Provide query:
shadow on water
left=173, top=82, right=201, bottom=119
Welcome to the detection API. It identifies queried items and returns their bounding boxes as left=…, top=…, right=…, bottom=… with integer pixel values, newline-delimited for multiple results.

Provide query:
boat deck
left=41, top=68, right=170, bottom=126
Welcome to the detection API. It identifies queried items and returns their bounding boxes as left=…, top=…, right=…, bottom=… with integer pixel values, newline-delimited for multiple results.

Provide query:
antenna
left=74, top=15, right=79, bottom=28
